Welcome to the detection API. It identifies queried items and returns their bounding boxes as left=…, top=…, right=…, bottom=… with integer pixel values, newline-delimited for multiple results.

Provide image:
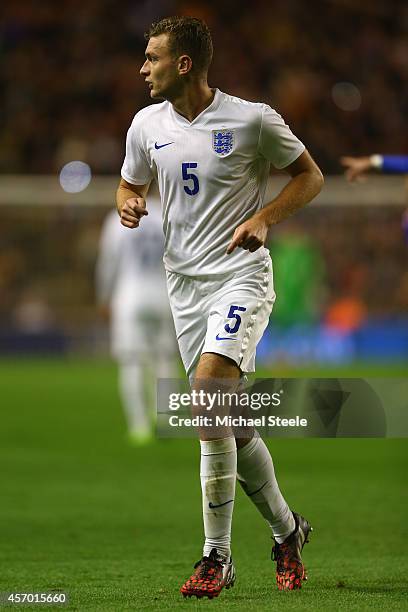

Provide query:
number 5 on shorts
left=225, top=305, right=247, bottom=334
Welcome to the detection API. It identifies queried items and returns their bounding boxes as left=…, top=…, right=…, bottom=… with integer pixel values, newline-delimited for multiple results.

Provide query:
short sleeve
left=121, top=115, right=153, bottom=184
left=258, top=105, right=305, bottom=169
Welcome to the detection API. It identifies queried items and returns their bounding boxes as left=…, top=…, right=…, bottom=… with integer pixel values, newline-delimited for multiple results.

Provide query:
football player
left=96, top=186, right=176, bottom=444
left=117, top=16, right=323, bottom=597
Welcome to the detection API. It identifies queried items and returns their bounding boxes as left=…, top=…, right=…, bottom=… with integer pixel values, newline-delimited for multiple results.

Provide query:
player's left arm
left=227, top=150, right=323, bottom=254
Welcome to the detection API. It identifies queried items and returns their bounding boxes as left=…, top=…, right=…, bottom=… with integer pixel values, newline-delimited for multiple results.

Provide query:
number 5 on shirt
left=182, top=162, right=199, bottom=196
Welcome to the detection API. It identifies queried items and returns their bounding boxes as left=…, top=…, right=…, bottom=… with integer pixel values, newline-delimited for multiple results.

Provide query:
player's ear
left=178, top=54, right=193, bottom=75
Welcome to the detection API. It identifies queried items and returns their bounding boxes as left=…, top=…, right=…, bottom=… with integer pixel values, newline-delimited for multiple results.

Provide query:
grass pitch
left=0, top=358, right=407, bottom=610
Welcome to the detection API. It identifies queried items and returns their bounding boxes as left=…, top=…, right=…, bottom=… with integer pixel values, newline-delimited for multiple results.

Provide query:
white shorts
left=166, top=255, right=275, bottom=378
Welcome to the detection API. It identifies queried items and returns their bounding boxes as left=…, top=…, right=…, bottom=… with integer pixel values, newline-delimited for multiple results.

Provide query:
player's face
left=140, top=35, right=181, bottom=100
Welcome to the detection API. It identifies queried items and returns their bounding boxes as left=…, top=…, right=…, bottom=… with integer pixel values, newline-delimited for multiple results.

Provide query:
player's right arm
left=118, top=109, right=153, bottom=228
left=116, top=178, right=150, bottom=229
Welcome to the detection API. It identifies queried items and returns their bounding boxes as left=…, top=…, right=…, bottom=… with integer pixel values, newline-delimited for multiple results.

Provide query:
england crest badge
left=212, top=129, right=234, bottom=157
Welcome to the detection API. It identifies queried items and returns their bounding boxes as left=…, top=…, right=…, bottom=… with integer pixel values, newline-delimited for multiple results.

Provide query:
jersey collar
left=169, top=88, right=223, bottom=128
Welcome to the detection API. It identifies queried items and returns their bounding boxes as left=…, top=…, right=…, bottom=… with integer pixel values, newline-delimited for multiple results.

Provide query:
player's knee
left=196, top=352, right=240, bottom=379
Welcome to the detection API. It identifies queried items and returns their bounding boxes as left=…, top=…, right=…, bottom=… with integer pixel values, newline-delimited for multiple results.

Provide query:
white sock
left=237, top=436, right=295, bottom=543
left=118, top=360, right=151, bottom=434
left=200, top=437, right=237, bottom=559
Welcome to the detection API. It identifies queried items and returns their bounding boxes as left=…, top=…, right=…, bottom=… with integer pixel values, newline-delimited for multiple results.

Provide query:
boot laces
left=193, top=549, right=222, bottom=579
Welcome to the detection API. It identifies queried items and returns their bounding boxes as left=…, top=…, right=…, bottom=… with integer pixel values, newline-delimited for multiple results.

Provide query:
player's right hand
left=120, top=197, right=148, bottom=228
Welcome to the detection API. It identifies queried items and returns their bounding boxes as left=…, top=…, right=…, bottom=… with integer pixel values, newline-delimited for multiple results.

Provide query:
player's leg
left=119, top=302, right=174, bottom=442
left=195, top=353, right=239, bottom=560
left=165, top=272, right=238, bottom=598
left=196, top=260, right=295, bottom=548
left=202, top=259, right=311, bottom=590
left=236, top=433, right=313, bottom=589
left=231, top=395, right=306, bottom=588
left=144, top=308, right=179, bottom=428
left=181, top=352, right=238, bottom=599
left=199, top=258, right=292, bottom=540
left=117, top=356, right=152, bottom=443
left=111, top=302, right=153, bottom=443
left=236, top=434, right=295, bottom=539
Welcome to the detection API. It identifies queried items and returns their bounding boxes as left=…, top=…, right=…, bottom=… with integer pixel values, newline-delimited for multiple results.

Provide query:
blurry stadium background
left=1, top=1, right=407, bottom=609
left=1, top=0, right=407, bottom=362
left=1, top=175, right=407, bottom=364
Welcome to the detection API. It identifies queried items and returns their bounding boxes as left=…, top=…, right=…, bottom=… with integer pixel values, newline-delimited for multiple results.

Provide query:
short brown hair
left=145, top=16, right=213, bottom=75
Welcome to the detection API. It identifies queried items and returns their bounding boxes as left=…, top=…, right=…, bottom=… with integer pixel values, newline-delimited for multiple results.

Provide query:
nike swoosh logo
left=154, top=142, right=174, bottom=149
left=209, top=499, right=234, bottom=509
left=247, top=481, right=268, bottom=497
left=216, top=334, right=237, bottom=341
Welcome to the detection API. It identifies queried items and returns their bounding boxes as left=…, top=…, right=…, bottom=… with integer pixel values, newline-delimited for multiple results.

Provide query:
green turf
left=0, top=358, right=407, bottom=610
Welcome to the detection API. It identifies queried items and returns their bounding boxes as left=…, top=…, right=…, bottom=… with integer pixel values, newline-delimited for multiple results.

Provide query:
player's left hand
left=226, top=216, right=268, bottom=254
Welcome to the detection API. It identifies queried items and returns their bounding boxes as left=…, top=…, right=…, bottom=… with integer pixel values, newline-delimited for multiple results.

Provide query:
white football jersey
left=121, top=88, right=305, bottom=276
left=96, top=194, right=166, bottom=308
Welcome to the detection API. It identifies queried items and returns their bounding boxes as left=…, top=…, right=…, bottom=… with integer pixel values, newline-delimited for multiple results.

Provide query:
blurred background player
left=96, top=183, right=176, bottom=444
left=341, top=154, right=408, bottom=243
